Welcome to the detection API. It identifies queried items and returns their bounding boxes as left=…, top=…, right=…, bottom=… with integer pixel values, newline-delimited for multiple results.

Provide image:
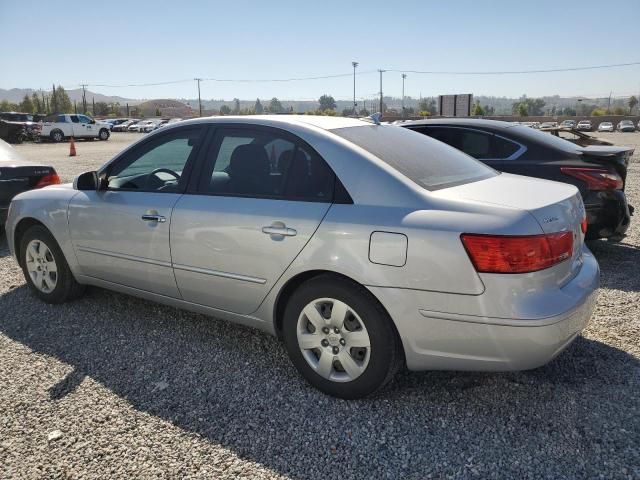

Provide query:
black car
left=400, top=119, right=634, bottom=240
left=0, top=139, right=60, bottom=225
left=0, top=111, right=41, bottom=141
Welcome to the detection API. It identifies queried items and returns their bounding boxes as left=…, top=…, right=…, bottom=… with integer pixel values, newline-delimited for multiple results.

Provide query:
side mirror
left=74, top=171, right=98, bottom=190
left=90, top=119, right=96, bottom=124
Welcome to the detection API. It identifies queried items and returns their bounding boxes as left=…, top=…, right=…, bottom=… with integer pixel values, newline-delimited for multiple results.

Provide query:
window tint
left=200, top=128, right=334, bottom=201
left=417, top=127, right=491, bottom=159
left=493, top=135, right=521, bottom=159
left=332, top=125, right=495, bottom=191
left=56, top=115, right=67, bottom=123
left=78, top=115, right=92, bottom=123
left=107, top=128, right=202, bottom=192
left=70, top=115, right=80, bottom=123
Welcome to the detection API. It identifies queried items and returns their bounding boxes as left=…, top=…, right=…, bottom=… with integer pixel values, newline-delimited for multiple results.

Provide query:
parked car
left=617, top=120, right=636, bottom=132
left=6, top=116, right=599, bottom=399
left=0, top=119, right=27, bottom=144
left=128, top=120, right=157, bottom=132
left=561, top=120, right=577, bottom=129
left=0, top=139, right=60, bottom=225
left=542, top=127, right=614, bottom=146
left=598, top=122, right=614, bottom=132
left=400, top=119, right=633, bottom=240
left=576, top=120, right=593, bottom=131
left=156, top=118, right=183, bottom=130
left=539, top=121, right=557, bottom=128
left=0, top=111, right=41, bottom=140
left=40, top=114, right=111, bottom=142
left=140, top=119, right=166, bottom=133
left=112, top=119, right=139, bottom=132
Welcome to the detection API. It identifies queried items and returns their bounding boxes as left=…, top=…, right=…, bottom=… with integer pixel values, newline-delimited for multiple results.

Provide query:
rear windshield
left=331, top=125, right=496, bottom=190
left=506, top=124, right=581, bottom=153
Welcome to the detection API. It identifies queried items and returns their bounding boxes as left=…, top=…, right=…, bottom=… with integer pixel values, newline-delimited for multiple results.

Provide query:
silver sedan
left=5, top=116, right=599, bottom=399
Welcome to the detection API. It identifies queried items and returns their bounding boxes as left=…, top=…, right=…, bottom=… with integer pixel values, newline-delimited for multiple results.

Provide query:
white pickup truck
left=40, top=114, right=111, bottom=142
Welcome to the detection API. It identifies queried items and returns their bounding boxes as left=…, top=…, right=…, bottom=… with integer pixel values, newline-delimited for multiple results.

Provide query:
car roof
left=397, top=118, right=516, bottom=129
left=179, top=115, right=370, bottom=132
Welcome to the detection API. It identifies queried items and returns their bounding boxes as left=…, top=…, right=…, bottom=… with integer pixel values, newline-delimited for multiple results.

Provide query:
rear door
left=68, top=125, right=205, bottom=297
left=170, top=125, right=335, bottom=314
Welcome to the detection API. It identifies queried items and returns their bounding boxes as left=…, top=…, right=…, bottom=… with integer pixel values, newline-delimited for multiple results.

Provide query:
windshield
left=331, top=125, right=496, bottom=190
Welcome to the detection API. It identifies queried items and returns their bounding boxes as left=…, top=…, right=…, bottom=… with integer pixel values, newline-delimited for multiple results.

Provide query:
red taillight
left=581, top=217, right=588, bottom=234
left=35, top=173, right=61, bottom=188
left=561, top=167, right=623, bottom=191
left=461, top=232, right=573, bottom=273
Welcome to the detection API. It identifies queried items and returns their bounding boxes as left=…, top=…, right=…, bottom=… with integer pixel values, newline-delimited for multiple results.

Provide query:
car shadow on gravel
left=588, top=239, right=640, bottom=292
left=1, top=285, right=639, bottom=479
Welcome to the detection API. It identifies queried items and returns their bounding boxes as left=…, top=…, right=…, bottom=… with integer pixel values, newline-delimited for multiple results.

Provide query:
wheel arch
left=272, top=270, right=404, bottom=353
left=13, top=217, right=47, bottom=267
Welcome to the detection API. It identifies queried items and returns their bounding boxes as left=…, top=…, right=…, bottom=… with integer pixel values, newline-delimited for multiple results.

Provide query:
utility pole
left=80, top=84, right=88, bottom=114
left=92, top=97, right=95, bottom=116
left=607, top=91, right=612, bottom=114
left=401, top=73, right=407, bottom=118
left=126, top=103, right=130, bottom=117
left=194, top=78, right=203, bottom=117
left=378, top=69, right=385, bottom=114
left=352, top=61, right=359, bottom=115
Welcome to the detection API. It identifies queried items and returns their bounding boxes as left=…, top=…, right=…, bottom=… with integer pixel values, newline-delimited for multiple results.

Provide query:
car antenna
left=361, top=112, right=382, bottom=125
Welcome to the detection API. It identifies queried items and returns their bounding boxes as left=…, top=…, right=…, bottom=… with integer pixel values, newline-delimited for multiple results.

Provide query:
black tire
left=19, top=225, right=85, bottom=304
left=98, top=128, right=110, bottom=141
left=282, top=275, right=403, bottom=399
left=50, top=130, right=64, bottom=143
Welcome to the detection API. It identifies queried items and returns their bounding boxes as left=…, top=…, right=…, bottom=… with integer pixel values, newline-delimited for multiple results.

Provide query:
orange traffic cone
left=69, top=137, right=76, bottom=157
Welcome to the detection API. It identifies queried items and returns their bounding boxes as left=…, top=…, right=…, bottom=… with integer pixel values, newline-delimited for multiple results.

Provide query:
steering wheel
left=146, top=168, right=180, bottom=189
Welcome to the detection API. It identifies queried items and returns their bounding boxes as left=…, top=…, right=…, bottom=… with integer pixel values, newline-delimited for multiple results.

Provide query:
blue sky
left=1, top=0, right=639, bottom=101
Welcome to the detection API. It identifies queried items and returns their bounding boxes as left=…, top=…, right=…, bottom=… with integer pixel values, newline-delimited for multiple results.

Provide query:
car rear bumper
left=368, top=247, right=599, bottom=372
left=584, top=189, right=631, bottom=239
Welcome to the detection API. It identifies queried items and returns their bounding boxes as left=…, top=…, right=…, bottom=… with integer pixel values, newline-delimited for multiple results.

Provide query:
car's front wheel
left=19, top=225, right=85, bottom=304
left=98, top=128, right=110, bottom=140
left=282, top=275, right=403, bottom=399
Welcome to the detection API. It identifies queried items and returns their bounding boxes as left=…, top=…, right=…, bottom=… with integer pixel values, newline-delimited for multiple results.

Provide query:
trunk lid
left=433, top=173, right=586, bottom=285
left=578, top=145, right=634, bottom=185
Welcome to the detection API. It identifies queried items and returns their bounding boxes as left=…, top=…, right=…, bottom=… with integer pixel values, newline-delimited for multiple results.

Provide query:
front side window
left=199, top=128, right=334, bottom=201
left=78, top=115, right=92, bottom=124
left=70, top=115, right=80, bottom=123
left=106, top=127, right=202, bottom=192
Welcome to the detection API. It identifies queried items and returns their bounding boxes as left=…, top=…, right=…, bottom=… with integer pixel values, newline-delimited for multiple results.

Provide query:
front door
left=68, top=126, right=205, bottom=297
left=171, top=126, right=336, bottom=314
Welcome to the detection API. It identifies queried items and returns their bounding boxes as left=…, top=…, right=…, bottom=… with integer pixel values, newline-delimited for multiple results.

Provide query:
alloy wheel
left=25, top=239, right=58, bottom=293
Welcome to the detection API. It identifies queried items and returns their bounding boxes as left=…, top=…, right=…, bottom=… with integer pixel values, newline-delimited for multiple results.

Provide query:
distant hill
left=136, top=99, right=194, bottom=117
left=0, top=88, right=137, bottom=105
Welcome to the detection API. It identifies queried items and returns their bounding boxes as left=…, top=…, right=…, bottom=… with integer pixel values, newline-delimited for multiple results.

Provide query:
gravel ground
left=1, top=132, right=639, bottom=479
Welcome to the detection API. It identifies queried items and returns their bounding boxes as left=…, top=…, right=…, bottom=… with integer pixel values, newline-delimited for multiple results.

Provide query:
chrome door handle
left=262, top=225, right=297, bottom=237
left=141, top=214, right=166, bottom=223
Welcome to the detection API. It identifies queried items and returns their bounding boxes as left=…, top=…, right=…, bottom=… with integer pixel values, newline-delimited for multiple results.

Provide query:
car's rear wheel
left=282, top=275, right=403, bottom=399
left=98, top=128, right=110, bottom=140
left=20, top=225, right=85, bottom=304
left=50, top=130, right=64, bottom=143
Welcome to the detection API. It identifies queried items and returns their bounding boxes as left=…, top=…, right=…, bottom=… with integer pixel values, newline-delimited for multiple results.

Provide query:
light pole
left=378, top=69, right=385, bottom=114
left=352, top=61, right=358, bottom=115
left=401, top=73, right=407, bottom=118
left=194, top=78, right=202, bottom=117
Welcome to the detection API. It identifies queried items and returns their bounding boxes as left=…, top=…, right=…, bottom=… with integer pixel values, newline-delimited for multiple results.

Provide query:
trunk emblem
left=542, top=216, right=559, bottom=224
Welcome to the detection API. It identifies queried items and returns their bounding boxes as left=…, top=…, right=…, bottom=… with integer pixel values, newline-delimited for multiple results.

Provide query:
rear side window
left=199, top=128, right=335, bottom=202
left=493, top=135, right=521, bottom=159
left=331, top=125, right=495, bottom=190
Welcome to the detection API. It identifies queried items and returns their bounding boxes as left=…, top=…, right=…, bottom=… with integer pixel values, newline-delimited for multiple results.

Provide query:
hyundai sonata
left=5, top=116, right=599, bottom=399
